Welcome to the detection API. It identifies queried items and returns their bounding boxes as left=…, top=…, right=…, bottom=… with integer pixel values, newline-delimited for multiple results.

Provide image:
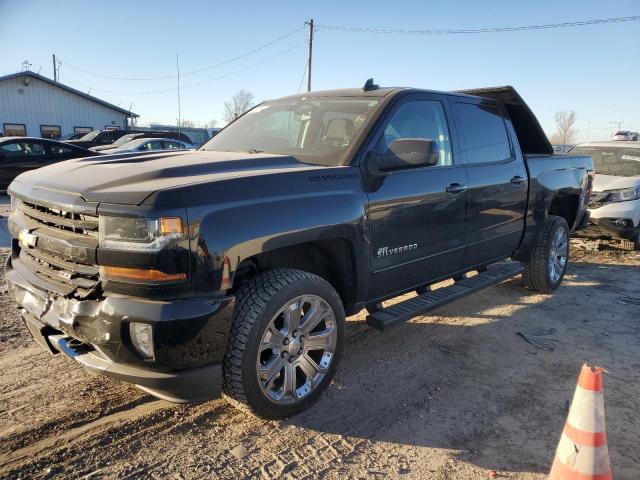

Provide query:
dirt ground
left=1, top=239, right=639, bottom=480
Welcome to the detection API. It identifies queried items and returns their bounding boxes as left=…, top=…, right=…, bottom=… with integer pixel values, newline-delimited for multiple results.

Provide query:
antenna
left=362, top=78, right=379, bottom=91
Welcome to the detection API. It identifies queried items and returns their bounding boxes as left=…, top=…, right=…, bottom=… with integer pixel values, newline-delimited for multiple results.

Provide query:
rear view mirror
left=369, top=138, right=439, bottom=174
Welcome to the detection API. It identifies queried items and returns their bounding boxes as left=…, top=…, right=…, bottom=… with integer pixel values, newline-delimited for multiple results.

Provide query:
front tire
left=523, top=215, right=569, bottom=293
left=223, top=268, right=344, bottom=419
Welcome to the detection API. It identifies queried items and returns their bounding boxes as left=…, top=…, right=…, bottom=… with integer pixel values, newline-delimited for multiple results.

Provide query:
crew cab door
left=364, top=94, right=469, bottom=300
left=451, top=99, right=528, bottom=266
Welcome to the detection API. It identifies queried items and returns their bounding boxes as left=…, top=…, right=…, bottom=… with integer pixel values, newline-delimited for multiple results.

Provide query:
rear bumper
left=7, top=255, right=235, bottom=402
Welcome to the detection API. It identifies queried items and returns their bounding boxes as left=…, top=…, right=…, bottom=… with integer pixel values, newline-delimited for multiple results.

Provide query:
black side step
left=366, top=262, right=523, bottom=331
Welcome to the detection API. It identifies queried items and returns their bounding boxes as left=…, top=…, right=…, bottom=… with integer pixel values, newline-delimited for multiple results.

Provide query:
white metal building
left=0, top=70, right=138, bottom=138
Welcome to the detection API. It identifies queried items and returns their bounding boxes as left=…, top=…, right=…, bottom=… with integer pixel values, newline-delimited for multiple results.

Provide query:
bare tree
left=179, top=119, right=196, bottom=128
left=223, top=89, right=255, bottom=123
left=204, top=118, right=217, bottom=129
left=550, top=110, right=579, bottom=144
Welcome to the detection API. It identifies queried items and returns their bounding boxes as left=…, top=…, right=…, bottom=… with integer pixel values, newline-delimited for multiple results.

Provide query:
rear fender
left=512, top=168, right=589, bottom=261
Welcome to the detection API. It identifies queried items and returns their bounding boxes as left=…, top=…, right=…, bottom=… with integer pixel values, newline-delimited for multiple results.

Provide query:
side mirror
left=369, top=138, right=439, bottom=174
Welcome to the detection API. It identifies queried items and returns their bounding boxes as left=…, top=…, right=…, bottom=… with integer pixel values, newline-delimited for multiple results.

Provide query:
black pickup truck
left=6, top=83, right=594, bottom=418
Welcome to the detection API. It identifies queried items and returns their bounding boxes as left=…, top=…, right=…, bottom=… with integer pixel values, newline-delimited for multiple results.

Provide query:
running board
left=366, top=262, right=523, bottom=331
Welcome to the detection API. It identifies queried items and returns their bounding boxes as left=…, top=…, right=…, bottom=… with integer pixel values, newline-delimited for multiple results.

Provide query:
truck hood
left=10, top=150, right=325, bottom=206
left=593, top=174, right=640, bottom=192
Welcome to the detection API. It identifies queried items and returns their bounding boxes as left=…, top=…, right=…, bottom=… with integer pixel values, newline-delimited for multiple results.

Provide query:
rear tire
left=523, top=215, right=569, bottom=293
left=223, top=268, right=344, bottom=419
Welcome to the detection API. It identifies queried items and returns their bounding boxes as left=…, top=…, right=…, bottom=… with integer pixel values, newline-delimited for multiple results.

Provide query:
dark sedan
left=0, top=137, right=99, bottom=191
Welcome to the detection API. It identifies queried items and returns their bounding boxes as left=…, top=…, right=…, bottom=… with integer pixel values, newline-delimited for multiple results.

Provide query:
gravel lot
left=0, top=239, right=639, bottom=480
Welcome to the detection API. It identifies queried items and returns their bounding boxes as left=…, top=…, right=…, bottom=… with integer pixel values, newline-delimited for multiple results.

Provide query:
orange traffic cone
left=549, top=364, right=611, bottom=480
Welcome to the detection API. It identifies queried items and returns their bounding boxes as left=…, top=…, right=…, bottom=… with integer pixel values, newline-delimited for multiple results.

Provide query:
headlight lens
left=10, top=196, right=22, bottom=212
left=605, top=187, right=640, bottom=203
left=99, top=216, right=183, bottom=252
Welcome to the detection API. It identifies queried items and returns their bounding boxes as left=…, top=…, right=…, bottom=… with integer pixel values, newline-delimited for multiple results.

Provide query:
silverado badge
left=377, top=244, right=418, bottom=257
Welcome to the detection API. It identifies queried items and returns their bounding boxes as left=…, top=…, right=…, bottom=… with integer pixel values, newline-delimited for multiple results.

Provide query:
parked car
left=6, top=83, right=593, bottom=419
left=612, top=131, right=639, bottom=141
left=65, top=129, right=130, bottom=149
left=102, top=138, right=194, bottom=154
left=0, top=137, right=98, bottom=191
left=569, top=141, right=640, bottom=249
left=60, top=132, right=88, bottom=141
left=90, top=131, right=194, bottom=152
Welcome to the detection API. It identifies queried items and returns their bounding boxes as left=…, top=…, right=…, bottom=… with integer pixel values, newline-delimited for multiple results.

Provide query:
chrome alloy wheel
left=548, top=227, right=568, bottom=283
left=256, top=295, right=337, bottom=404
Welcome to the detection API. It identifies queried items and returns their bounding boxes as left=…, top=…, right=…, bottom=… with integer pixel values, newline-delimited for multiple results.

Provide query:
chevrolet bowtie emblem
left=18, top=229, right=38, bottom=248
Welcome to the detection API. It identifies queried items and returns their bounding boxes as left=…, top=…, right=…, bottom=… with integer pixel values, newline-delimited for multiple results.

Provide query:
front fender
left=188, top=190, right=368, bottom=296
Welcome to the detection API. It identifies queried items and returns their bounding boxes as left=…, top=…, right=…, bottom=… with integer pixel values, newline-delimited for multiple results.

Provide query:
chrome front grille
left=21, top=200, right=99, bottom=237
left=19, top=248, right=100, bottom=298
left=13, top=198, right=100, bottom=299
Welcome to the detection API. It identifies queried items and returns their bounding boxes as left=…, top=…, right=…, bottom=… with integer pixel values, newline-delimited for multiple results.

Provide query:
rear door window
left=163, top=141, right=182, bottom=150
left=454, top=102, right=512, bottom=164
left=48, top=144, right=77, bottom=156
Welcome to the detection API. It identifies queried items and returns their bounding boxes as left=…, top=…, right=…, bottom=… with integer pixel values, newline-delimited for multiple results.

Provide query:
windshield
left=79, top=130, right=100, bottom=141
left=110, top=134, right=138, bottom=147
left=115, top=139, right=147, bottom=150
left=201, top=97, right=381, bottom=166
left=569, top=146, right=640, bottom=177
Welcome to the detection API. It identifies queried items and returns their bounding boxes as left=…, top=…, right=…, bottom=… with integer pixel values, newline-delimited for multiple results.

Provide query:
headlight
left=10, top=196, right=22, bottom=212
left=605, top=187, right=640, bottom=203
left=99, top=216, right=183, bottom=252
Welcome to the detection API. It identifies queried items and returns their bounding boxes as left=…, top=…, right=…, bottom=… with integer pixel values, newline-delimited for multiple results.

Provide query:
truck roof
left=279, top=84, right=553, bottom=156
left=279, top=86, right=479, bottom=100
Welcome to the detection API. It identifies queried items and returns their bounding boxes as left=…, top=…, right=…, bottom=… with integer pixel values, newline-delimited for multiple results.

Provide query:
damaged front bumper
left=581, top=217, right=639, bottom=241
left=6, top=255, right=235, bottom=402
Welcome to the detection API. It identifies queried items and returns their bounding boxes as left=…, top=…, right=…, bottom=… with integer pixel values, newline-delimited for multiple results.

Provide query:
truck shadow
left=283, top=261, right=640, bottom=475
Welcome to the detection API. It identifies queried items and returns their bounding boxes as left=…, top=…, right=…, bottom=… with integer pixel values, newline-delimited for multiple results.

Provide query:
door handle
left=510, top=175, right=526, bottom=185
left=445, top=183, right=468, bottom=194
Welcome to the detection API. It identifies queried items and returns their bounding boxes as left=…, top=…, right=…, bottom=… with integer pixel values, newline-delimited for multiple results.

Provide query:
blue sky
left=0, top=0, right=638, bottom=141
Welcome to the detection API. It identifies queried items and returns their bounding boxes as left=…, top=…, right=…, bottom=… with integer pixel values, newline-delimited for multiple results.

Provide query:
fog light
left=129, top=322, right=155, bottom=360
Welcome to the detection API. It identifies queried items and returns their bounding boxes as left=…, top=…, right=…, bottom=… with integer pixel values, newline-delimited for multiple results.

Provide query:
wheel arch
left=232, top=237, right=359, bottom=312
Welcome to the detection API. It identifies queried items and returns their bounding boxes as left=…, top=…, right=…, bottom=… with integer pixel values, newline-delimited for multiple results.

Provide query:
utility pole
left=609, top=121, right=623, bottom=131
left=306, top=18, right=314, bottom=92
left=609, top=121, right=623, bottom=139
left=176, top=52, right=181, bottom=137
left=52, top=54, right=57, bottom=82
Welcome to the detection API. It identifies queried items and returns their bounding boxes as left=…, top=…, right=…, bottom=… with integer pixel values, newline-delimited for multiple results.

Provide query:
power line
left=60, top=25, right=306, bottom=81
left=315, top=16, right=640, bottom=35
left=63, top=41, right=306, bottom=95
left=296, top=60, right=308, bottom=94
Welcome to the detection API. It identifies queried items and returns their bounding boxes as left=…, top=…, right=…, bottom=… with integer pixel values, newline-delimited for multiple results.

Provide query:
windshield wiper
left=247, top=148, right=264, bottom=154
